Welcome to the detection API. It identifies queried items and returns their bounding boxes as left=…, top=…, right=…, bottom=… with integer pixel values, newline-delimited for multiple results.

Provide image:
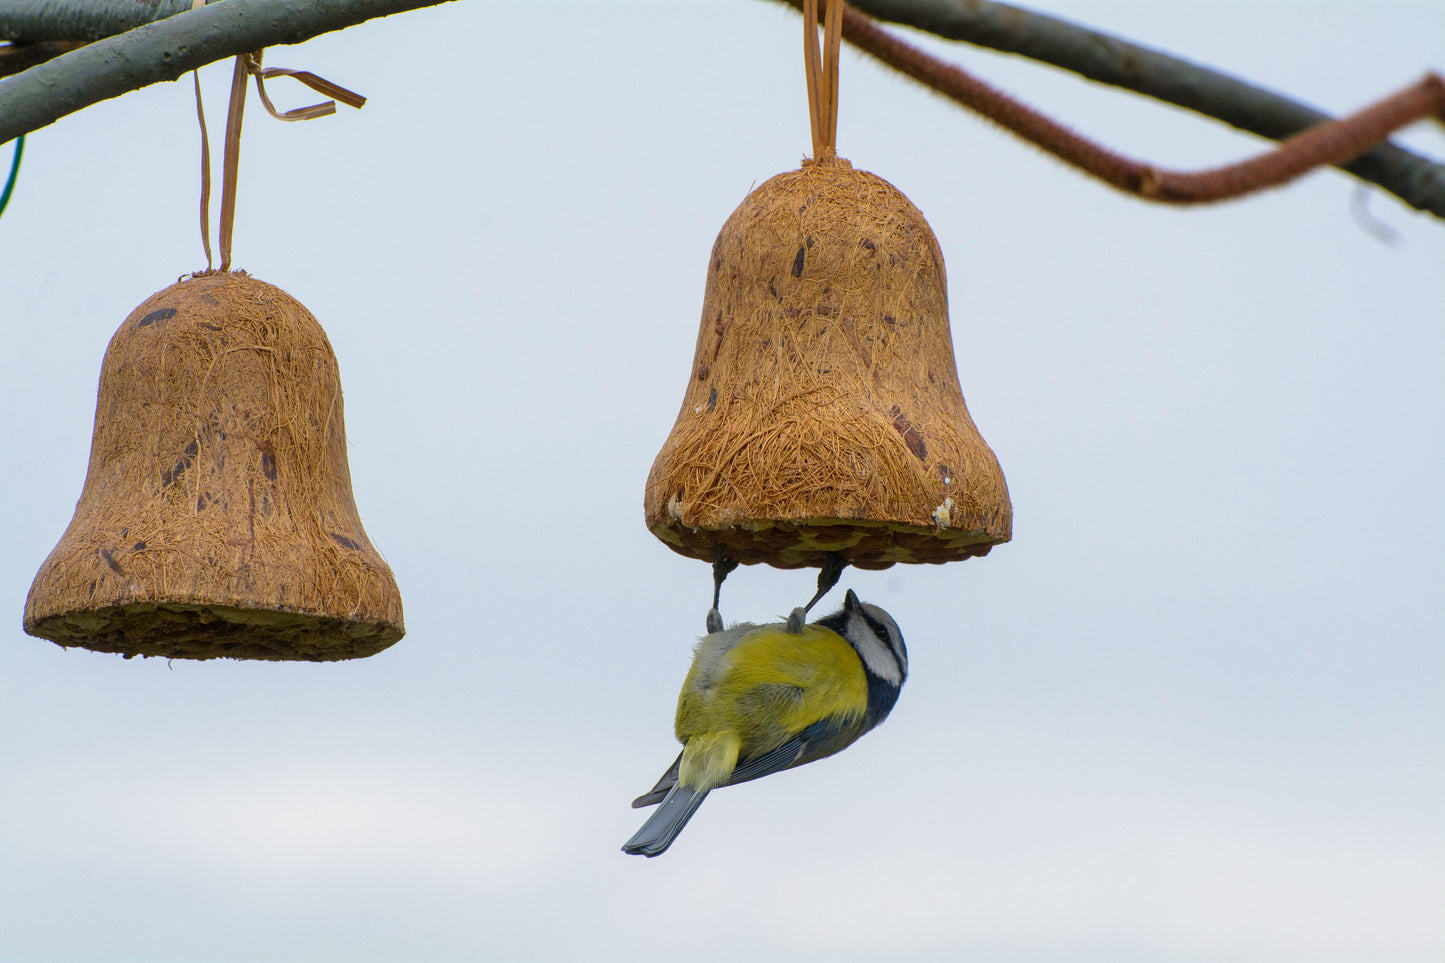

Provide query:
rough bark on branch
left=0, top=1, right=198, bottom=42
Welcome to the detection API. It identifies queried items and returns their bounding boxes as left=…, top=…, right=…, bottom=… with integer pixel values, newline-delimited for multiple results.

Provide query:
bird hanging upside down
left=623, top=589, right=907, bottom=857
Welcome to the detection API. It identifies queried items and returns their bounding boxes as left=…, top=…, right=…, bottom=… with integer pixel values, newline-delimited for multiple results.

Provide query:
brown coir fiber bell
left=645, top=154, right=1010, bottom=570
left=24, top=272, right=403, bottom=660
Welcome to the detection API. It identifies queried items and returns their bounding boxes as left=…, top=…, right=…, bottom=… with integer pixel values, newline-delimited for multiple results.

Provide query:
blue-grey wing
left=724, top=716, right=860, bottom=787
left=724, top=738, right=805, bottom=786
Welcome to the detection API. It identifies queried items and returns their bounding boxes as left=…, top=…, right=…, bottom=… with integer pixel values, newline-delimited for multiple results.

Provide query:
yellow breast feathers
left=673, top=623, right=868, bottom=791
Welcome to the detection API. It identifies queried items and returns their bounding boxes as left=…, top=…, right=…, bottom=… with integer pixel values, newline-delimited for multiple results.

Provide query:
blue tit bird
left=622, top=589, right=907, bottom=857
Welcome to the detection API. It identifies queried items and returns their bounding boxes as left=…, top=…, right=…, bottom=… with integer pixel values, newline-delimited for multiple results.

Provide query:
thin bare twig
left=780, top=0, right=1445, bottom=217
left=840, top=0, right=1445, bottom=216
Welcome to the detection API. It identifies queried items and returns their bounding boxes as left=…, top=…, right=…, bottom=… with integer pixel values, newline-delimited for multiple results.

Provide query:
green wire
left=0, top=135, right=24, bottom=219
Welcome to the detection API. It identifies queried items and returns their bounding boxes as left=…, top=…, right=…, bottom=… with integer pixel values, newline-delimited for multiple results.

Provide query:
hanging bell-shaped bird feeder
left=645, top=0, right=1010, bottom=572
left=24, top=272, right=404, bottom=661
left=24, top=55, right=400, bottom=661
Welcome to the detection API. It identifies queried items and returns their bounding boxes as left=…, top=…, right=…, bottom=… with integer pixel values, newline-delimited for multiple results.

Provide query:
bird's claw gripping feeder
left=645, top=0, right=1010, bottom=606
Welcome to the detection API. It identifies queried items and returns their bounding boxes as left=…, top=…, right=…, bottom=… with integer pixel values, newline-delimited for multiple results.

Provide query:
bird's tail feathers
left=621, top=784, right=709, bottom=857
left=631, top=752, right=682, bottom=809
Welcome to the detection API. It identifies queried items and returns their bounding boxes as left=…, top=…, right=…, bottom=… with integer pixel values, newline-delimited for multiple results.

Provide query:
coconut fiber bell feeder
left=645, top=0, right=1010, bottom=572
left=23, top=56, right=400, bottom=661
left=23, top=273, right=404, bottom=661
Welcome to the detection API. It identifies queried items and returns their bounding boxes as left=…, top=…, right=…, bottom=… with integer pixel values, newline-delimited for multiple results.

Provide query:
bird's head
left=819, top=589, right=907, bottom=691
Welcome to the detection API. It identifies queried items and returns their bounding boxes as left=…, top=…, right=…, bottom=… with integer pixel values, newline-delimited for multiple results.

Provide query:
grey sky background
left=1, top=1, right=1442, bottom=960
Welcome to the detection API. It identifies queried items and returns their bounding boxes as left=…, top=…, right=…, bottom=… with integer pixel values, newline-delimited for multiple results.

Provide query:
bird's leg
left=706, top=548, right=740, bottom=634
left=803, top=552, right=847, bottom=616
left=786, top=553, right=849, bottom=634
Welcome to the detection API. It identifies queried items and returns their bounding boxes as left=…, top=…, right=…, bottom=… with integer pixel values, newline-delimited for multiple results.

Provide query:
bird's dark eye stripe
left=860, top=612, right=903, bottom=660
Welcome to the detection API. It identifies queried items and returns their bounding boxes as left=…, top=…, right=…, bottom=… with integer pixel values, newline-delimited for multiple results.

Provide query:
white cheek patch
left=848, top=612, right=904, bottom=686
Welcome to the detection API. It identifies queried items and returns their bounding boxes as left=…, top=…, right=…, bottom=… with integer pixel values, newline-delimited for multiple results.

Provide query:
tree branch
left=2, top=0, right=1441, bottom=217
left=0, top=0, right=457, bottom=146
left=0, top=1, right=199, bottom=43
left=803, top=0, right=1445, bottom=217
left=0, top=41, right=85, bottom=79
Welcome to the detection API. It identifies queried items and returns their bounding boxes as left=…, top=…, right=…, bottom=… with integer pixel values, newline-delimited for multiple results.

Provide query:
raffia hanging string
left=189, top=42, right=366, bottom=272
left=190, top=0, right=212, bottom=270
left=802, top=0, right=844, bottom=158
left=217, top=54, right=248, bottom=272
left=244, top=50, right=368, bottom=122
left=193, top=71, right=213, bottom=271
